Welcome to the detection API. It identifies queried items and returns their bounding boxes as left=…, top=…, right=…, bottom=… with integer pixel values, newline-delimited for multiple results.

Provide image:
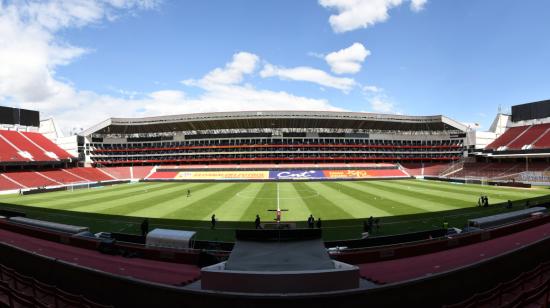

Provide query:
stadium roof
left=80, top=111, right=468, bottom=135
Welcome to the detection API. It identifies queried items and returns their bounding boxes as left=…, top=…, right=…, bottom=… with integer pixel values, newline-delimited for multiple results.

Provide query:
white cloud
left=21, top=50, right=343, bottom=132
left=21, top=0, right=160, bottom=31
left=319, top=0, right=428, bottom=33
left=260, top=64, right=356, bottom=92
left=173, top=85, right=342, bottom=115
left=307, top=51, right=325, bottom=59
left=28, top=51, right=344, bottom=132
left=410, top=0, right=427, bottom=12
left=0, top=0, right=159, bottom=103
left=176, top=54, right=343, bottom=116
left=2, top=1, right=345, bottom=133
left=325, top=42, right=370, bottom=74
left=21, top=83, right=343, bottom=133
left=361, top=85, right=398, bottom=113
left=186, top=52, right=260, bottom=87
left=363, top=85, right=382, bottom=93
left=369, top=97, right=396, bottom=113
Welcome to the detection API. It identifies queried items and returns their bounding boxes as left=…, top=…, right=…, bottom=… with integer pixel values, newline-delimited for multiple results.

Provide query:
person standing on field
left=255, top=214, right=262, bottom=229
left=307, top=214, right=315, bottom=228
left=141, top=218, right=149, bottom=236
left=211, top=214, right=216, bottom=229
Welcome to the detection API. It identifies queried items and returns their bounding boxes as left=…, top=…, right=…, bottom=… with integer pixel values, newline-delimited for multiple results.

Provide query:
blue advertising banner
left=269, top=170, right=325, bottom=180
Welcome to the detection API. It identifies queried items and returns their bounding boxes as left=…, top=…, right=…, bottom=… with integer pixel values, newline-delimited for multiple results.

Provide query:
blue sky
left=1, top=0, right=549, bottom=132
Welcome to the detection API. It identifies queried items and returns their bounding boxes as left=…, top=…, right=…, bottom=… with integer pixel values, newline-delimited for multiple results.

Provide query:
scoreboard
left=512, top=99, right=550, bottom=122
left=0, top=106, right=39, bottom=127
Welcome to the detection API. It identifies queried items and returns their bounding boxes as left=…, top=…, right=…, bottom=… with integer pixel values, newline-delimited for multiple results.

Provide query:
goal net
left=480, top=177, right=488, bottom=186
left=465, top=176, right=488, bottom=185
left=67, top=181, right=92, bottom=192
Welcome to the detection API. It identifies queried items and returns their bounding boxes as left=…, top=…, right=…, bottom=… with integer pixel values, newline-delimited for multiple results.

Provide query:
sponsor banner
left=172, top=169, right=390, bottom=180
left=323, top=170, right=371, bottom=179
left=175, top=171, right=269, bottom=180
left=269, top=170, right=325, bottom=180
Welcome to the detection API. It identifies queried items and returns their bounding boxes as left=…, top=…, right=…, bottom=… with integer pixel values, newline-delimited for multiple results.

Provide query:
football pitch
left=0, top=179, right=549, bottom=241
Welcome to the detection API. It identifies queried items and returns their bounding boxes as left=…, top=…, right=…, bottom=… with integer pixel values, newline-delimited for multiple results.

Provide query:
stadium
left=0, top=99, right=549, bottom=307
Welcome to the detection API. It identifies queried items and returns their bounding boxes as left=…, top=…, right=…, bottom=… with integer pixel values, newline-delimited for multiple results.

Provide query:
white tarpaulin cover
left=468, top=207, right=547, bottom=228
left=10, top=216, right=89, bottom=234
left=146, top=228, right=196, bottom=250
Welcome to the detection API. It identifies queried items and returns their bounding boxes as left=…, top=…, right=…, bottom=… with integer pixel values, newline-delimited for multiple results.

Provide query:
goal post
left=480, top=177, right=488, bottom=186
left=67, top=181, right=92, bottom=192
left=464, top=176, right=487, bottom=185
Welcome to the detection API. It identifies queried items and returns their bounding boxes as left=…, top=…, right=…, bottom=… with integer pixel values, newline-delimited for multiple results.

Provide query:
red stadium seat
left=131, top=166, right=154, bottom=179
left=507, top=123, right=550, bottom=150
left=444, top=261, right=550, bottom=308
left=0, top=136, right=28, bottom=162
left=0, top=280, right=10, bottom=307
left=0, top=130, right=55, bottom=162
left=0, top=130, right=73, bottom=163
left=3, top=171, right=59, bottom=188
left=0, top=175, right=23, bottom=190
left=67, top=168, right=114, bottom=182
left=31, top=279, right=57, bottom=308
left=533, top=127, right=550, bottom=149
left=21, top=132, right=73, bottom=160
left=98, top=167, right=132, bottom=179
left=37, top=170, right=87, bottom=184
left=0, top=263, right=113, bottom=308
left=486, top=126, right=530, bottom=150
left=7, top=285, right=35, bottom=308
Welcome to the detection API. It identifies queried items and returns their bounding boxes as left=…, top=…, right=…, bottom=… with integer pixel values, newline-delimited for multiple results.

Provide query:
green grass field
left=0, top=179, right=549, bottom=241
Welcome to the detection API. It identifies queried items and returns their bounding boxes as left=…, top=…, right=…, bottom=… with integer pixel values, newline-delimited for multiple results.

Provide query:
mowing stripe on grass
left=71, top=182, right=200, bottom=213
left=11, top=183, right=153, bottom=205
left=348, top=181, right=460, bottom=212
left=42, top=183, right=182, bottom=211
left=210, top=183, right=261, bottom=221
left=302, top=182, right=362, bottom=218
left=386, top=180, right=520, bottom=204
left=368, top=180, right=480, bottom=205
left=174, top=183, right=251, bottom=221
left=160, top=183, right=246, bottom=220
left=431, top=179, right=548, bottom=199
left=277, top=182, right=315, bottom=221
left=294, top=182, right=353, bottom=220
left=20, top=182, right=174, bottom=210
left=0, top=182, right=149, bottom=203
left=332, top=181, right=437, bottom=215
left=102, top=182, right=214, bottom=217
left=318, top=182, right=394, bottom=217
left=405, top=179, right=543, bottom=198
left=404, top=180, right=545, bottom=204
left=240, top=183, right=277, bottom=221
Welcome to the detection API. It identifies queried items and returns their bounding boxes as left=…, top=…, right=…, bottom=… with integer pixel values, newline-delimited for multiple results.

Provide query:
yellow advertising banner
left=324, top=170, right=371, bottom=178
left=175, top=171, right=270, bottom=180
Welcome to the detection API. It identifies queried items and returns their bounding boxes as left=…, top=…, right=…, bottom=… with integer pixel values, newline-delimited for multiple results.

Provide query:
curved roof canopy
left=81, top=111, right=468, bottom=135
